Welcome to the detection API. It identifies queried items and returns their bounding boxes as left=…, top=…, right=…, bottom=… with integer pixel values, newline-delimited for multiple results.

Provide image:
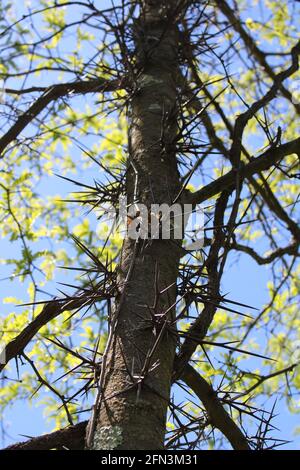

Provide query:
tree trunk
left=89, top=0, right=183, bottom=450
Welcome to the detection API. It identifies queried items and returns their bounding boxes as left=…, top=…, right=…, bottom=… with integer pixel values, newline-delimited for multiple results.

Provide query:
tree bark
left=89, top=0, right=183, bottom=450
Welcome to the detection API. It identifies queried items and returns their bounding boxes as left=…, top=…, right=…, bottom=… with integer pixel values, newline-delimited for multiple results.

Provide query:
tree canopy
left=0, top=0, right=299, bottom=450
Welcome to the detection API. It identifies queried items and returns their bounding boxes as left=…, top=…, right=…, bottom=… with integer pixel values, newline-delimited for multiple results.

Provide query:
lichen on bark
left=92, top=425, right=123, bottom=450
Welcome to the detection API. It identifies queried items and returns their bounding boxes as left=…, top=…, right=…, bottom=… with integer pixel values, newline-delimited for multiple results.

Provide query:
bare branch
left=229, top=38, right=300, bottom=165
left=218, top=0, right=300, bottom=116
left=0, top=77, right=126, bottom=158
left=0, top=296, right=86, bottom=373
left=174, top=191, right=228, bottom=378
left=189, top=136, right=300, bottom=211
left=234, top=363, right=298, bottom=400
left=181, top=364, right=250, bottom=450
left=230, top=241, right=299, bottom=265
left=2, top=421, right=87, bottom=450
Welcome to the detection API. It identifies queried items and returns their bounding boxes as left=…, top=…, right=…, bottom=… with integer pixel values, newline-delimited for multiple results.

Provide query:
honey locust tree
left=0, top=0, right=299, bottom=450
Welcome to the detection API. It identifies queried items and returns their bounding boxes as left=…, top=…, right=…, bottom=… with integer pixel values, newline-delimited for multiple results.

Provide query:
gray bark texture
left=90, top=0, right=183, bottom=450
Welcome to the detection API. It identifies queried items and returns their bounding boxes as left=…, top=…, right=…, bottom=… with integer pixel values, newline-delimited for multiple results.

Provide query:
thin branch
left=0, top=76, right=126, bottom=158
left=217, top=0, right=300, bottom=115
left=181, top=364, right=250, bottom=450
left=234, top=363, right=298, bottom=399
left=174, top=191, right=229, bottom=378
left=230, top=241, right=299, bottom=265
left=228, top=38, right=300, bottom=165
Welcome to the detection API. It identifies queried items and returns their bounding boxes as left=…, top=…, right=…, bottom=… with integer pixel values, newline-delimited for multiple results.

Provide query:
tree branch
left=217, top=0, right=300, bottom=115
left=2, top=421, right=87, bottom=450
left=189, top=136, right=300, bottom=207
left=230, top=241, right=299, bottom=265
left=174, top=191, right=228, bottom=378
left=0, top=76, right=125, bottom=158
left=229, top=38, right=300, bottom=165
left=181, top=364, right=250, bottom=450
left=182, top=63, right=300, bottom=241
left=0, top=296, right=86, bottom=373
left=234, top=363, right=298, bottom=400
